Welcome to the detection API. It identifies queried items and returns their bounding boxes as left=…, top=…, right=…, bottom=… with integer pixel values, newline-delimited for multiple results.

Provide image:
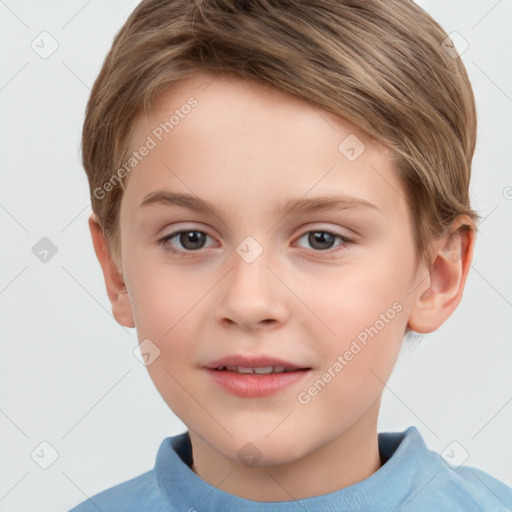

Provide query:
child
left=70, top=0, right=512, bottom=510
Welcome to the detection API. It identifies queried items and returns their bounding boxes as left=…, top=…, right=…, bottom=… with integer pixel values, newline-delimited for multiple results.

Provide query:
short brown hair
left=81, top=0, right=479, bottom=268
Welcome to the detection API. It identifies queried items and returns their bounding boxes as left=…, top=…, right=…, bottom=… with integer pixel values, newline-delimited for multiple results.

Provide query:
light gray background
left=1, top=1, right=511, bottom=511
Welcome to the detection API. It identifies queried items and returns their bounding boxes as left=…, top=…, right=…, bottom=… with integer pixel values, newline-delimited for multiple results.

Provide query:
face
left=116, top=70, right=422, bottom=467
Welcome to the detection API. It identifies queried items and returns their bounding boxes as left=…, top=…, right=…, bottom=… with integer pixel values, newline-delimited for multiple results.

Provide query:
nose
left=213, top=246, right=290, bottom=332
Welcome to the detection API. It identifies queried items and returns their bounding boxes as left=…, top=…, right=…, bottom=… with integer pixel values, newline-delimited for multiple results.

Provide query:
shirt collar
left=155, top=426, right=426, bottom=512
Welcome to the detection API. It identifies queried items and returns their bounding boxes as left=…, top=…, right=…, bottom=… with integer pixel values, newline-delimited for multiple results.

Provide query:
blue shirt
left=69, top=426, right=512, bottom=511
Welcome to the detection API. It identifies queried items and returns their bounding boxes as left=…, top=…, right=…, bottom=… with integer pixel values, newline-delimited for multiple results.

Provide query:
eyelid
left=296, top=223, right=356, bottom=239
left=294, top=219, right=357, bottom=239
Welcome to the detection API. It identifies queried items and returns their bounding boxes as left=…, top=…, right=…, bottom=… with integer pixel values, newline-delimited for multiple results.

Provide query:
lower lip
left=204, top=368, right=310, bottom=397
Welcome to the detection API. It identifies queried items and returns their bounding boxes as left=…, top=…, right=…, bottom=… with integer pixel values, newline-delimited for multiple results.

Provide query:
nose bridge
left=214, top=235, right=288, bottom=328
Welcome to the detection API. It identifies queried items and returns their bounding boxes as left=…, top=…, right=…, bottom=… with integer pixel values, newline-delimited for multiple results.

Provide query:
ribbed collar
left=155, top=426, right=425, bottom=511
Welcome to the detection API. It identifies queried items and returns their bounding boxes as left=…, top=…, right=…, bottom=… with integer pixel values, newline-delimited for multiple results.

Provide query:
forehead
left=123, top=70, right=406, bottom=222
left=147, top=70, right=381, bottom=148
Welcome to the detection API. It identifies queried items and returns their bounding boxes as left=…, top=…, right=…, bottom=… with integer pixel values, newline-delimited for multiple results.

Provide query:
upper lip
left=204, top=354, right=310, bottom=370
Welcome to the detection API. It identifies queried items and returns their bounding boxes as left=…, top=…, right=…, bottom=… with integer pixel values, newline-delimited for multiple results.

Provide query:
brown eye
left=158, top=230, right=213, bottom=254
left=296, top=230, right=352, bottom=252
left=308, top=231, right=336, bottom=250
left=176, top=231, right=206, bottom=250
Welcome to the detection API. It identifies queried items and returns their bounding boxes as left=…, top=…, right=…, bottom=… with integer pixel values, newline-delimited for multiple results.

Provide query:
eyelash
left=157, top=228, right=354, bottom=257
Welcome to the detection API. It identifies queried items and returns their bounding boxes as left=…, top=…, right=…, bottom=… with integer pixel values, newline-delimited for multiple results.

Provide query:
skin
left=89, top=70, right=474, bottom=502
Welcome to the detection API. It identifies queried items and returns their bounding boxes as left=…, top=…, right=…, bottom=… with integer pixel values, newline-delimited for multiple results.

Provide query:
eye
left=296, top=229, right=353, bottom=253
left=158, top=229, right=214, bottom=255
left=157, top=228, right=354, bottom=257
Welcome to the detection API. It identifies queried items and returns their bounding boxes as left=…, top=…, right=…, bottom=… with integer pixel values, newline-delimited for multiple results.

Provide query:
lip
left=204, top=368, right=310, bottom=397
left=203, top=354, right=311, bottom=398
left=205, top=354, right=309, bottom=370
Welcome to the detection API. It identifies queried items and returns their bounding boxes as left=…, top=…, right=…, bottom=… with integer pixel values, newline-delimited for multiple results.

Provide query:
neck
left=188, top=400, right=382, bottom=502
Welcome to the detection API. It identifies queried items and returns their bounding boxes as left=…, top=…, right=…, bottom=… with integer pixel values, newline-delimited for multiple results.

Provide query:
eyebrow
left=140, top=190, right=380, bottom=216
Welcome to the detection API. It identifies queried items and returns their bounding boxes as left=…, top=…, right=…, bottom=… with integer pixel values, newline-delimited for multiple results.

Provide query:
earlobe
left=407, top=217, right=475, bottom=334
left=88, top=213, right=135, bottom=328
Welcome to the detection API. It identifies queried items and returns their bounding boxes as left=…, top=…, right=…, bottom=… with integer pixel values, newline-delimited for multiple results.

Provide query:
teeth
left=237, top=366, right=257, bottom=374
left=216, top=365, right=293, bottom=374
left=252, top=366, right=274, bottom=374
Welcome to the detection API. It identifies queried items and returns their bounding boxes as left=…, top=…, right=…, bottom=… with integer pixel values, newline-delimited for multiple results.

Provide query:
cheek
left=295, top=262, right=408, bottom=341
left=126, top=264, right=203, bottom=414
left=292, top=260, right=409, bottom=399
left=125, top=254, right=202, bottom=334
left=126, top=259, right=219, bottom=368
left=296, top=309, right=407, bottom=432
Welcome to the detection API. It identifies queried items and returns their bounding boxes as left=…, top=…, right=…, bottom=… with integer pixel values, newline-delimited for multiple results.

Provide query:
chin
left=219, top=434, right=310, bottom=468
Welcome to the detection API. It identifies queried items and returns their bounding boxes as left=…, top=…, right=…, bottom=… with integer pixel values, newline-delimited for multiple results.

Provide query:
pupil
left=310, top=231, right=334, bottom=250
left=181, top=231, right=205, bottom=250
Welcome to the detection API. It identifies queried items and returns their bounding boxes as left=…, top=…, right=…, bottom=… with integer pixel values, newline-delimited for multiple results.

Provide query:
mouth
left=213, top=365, right=309, bottom=375
left=203, top=355, right=312, bottom=397
left=205, top=354, right=311, bottom=373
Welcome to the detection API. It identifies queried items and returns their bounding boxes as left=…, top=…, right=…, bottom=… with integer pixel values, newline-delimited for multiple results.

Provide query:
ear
left=88, top=213, right=135, bottom=328
left=407, top=216, right=475, bottom=333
